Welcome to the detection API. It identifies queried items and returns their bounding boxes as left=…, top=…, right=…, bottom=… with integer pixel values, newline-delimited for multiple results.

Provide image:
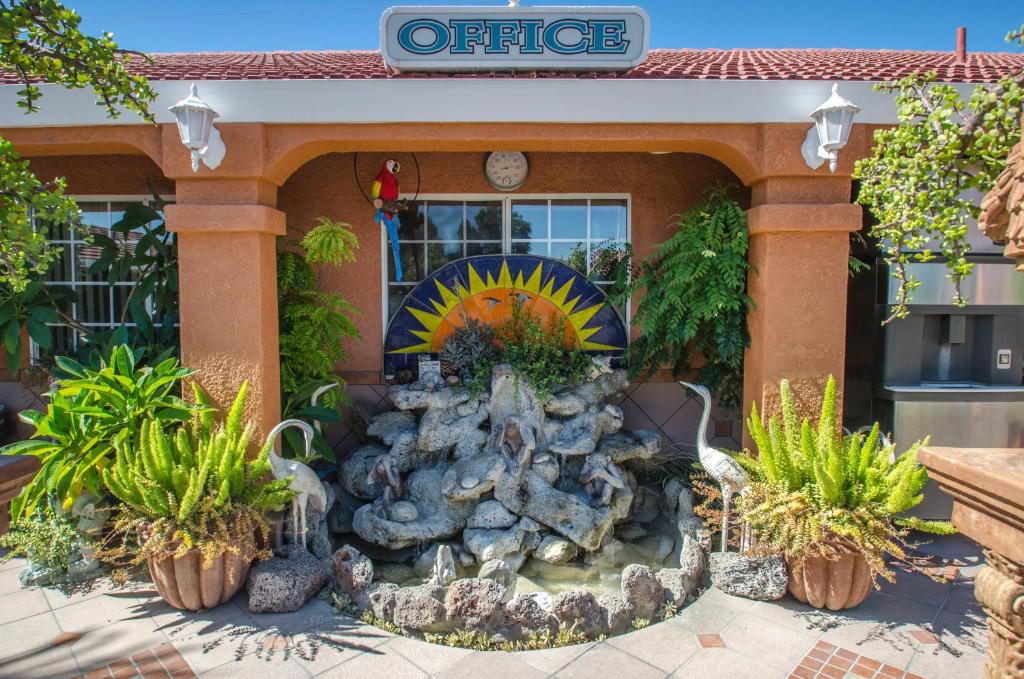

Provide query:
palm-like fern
left=102, top=382, right=294, bottom=566
left=739, top=375, right=953, bottom=583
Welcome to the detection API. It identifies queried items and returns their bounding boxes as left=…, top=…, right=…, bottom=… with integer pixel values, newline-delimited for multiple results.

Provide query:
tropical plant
left=279, top=379, right=343, bottom=464
left=0, top=279, right=73, bottom=370
left=617, top=187, right=750, bottom=408
left=0, top=0, right=156, bottom=293
left=101, top=382, right=294, bottom=567
left=737, top=375, right=954, bottom=584
left=277, top=218, right=361, bottom=459
left=854, top=26, right=1024, bottom=322
left=1, top=344, right=199, bottom=520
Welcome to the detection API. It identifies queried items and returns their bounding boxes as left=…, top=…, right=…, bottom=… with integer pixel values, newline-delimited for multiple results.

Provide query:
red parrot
left=372, top=159, right=401, bottom=213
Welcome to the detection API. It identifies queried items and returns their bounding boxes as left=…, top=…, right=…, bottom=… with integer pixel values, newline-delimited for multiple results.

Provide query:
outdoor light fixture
left=169, top=83, right=225, bottom=172
left=801, top=83, right=860, bottom=173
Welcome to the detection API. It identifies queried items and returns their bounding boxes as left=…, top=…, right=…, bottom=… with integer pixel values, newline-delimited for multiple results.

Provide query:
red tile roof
left=3, top=48, right=1023, bottom=83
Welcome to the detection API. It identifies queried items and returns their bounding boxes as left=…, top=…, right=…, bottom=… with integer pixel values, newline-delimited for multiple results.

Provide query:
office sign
left=381, top=6, right=650, bottom=72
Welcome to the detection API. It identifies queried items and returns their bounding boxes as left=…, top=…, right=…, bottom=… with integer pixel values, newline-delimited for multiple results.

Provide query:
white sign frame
left=381, top=5, right=650, bottom=72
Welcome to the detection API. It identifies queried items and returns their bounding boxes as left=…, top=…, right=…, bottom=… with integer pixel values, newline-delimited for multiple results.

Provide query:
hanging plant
left=616, top=186, right=750, bottom=408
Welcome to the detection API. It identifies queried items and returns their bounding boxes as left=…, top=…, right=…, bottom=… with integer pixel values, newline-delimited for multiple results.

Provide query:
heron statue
left=679, top=381, right=750, bottom=552
left=265, top=419, right=328, bottom=550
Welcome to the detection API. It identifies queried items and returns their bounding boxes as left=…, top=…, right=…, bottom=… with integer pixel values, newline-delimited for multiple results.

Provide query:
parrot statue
left=373, top=159, right=403, bottom=282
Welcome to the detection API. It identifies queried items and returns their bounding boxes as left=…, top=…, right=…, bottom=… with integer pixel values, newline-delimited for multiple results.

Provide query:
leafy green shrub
left=2, top=344, right=199, bottom=521
left=102, top=382, right=293, bottom=566
left=459, top=298, right=593, bottom=398
left=738, top=375, right=954, bottom=584
left=619, top=187, right=750, bottom=407
left=277, top=218, right=360, bottom=460
left=0, top=280, right=72, bottom=370
left=0, top=504, right=83, bottom=575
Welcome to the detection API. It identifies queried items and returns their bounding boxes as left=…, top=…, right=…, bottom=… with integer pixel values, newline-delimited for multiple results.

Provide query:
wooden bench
left=0, top=456, right=40, bottom=534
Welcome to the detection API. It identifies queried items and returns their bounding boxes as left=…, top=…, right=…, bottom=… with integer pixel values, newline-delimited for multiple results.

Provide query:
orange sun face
left=431, top=289, right=577, bottom=352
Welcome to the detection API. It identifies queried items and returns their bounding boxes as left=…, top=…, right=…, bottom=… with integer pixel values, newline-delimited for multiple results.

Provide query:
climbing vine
left=614, top=187, right=751, bottom=408
left=854, top=26, right=1024, bottom=323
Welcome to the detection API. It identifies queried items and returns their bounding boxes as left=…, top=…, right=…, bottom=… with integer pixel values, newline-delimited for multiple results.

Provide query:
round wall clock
left=485, top=151, right=529, bottom=191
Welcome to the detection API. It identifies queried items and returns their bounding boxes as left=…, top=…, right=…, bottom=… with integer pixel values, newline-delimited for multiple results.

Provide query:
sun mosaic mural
left=383, top=255, right=628, bottom=376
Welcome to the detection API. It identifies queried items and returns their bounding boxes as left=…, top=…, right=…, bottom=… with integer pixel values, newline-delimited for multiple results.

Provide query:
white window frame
left=31, top=194, right=174, bottom=359
left=381, top=193, right=632, bottom=336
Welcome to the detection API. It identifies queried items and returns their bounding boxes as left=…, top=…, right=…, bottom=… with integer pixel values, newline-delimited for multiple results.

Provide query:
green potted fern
left=739, top=376, right=953, bottom=610
left=102, top=382, right=294, bottom=610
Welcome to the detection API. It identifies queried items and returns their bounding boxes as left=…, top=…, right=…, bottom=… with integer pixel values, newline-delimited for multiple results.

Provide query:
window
left=37, top=197, right=169, bottom=357
left=385, top=195, right=629, bottom=325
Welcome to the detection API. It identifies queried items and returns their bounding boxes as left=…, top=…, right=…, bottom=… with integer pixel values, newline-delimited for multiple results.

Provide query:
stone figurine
left=578, top=452, right=626, bottom=507
left=367, top=453, right=403, bottom=518
left=497, top=415, right=536, bottom=475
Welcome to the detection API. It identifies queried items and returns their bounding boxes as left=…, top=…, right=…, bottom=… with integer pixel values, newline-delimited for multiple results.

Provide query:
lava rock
left=504, top=592, right=557, bottom=637
left=468, top=500, right=519, bottom=530
left=620, top=564, right=664, bottom=621
left=393, top=584, right=451, bottom=633
left=534, top=536, right=578, bottom=564
left=327, top=485, right=363, bottom=534
left=246, top=551, right=328, bottom=613
left=709, top=552, right=787, bottom=601
left=598, top=593, right=634, bottom=634
left=629, top=485, right=663, bottom=524
left=333, top=544, right=374, bottom=607
left=550, top=590, right=605, bottom=638
left=444, top=578, right=507, bottom=630
left=367, top=582, right=399, bottom=619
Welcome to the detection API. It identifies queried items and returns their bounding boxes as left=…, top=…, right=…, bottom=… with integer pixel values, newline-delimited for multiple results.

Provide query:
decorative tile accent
left=50, top=630, right=83, bottom=646
left=789, top=641, right=915, bottom=679
left=909, top=630, right=940, bottom=645
left=72, top=641, right=196, bottom=679
left=696, top=633, right=725, bottom=648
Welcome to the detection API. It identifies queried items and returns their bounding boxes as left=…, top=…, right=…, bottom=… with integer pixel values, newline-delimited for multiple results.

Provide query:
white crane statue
left=265, top=419, right=328, bottom=550
left=679, top=381, right=750, bottom=552
left=310, top=382, right=340, bottom=435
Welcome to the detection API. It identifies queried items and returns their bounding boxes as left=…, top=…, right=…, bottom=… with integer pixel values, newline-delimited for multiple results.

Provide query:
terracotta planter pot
left=787, top=547, right=873, bottom=610
left=147, top=547, right=252, bottom=611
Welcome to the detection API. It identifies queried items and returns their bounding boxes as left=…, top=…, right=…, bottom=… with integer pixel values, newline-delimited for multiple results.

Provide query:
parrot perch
left=373, top=159, right=404, bottom=282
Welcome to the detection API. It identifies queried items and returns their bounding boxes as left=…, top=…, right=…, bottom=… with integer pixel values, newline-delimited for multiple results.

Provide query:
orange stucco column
left=165, top=202, right=286, bottom=441
left=742, top=187, right=862, bottom=436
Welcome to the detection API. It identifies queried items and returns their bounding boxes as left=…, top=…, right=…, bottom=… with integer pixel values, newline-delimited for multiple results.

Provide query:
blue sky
left=70, top=1, right=1022, bottom=53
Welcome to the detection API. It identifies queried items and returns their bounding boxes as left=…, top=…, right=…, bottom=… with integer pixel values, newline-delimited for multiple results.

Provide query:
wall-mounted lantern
left=169, top=83, right=225, bottom=172
left=801, top=83, right=860, bottom=173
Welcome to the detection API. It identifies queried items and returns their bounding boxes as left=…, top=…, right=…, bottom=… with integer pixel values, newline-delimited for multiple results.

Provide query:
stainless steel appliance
left=876, top=257, right=1024, bottom=519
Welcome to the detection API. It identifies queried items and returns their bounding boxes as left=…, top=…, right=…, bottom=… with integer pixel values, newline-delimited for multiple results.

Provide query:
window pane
left=466, top=202, right=502, bottom=240
left=511, top=201, right=547, bottom=240
left=551, top=241, right=585, bottom=270
left=511, top=241, right=547, bottom=256
left=45, top=246, right=73, bottom=282
left=398, top=203, right=425, bottom=240
left=466, top=242, right=501, bottom=257
left=427, top=242, right=463, bottom=272
left=550, top=200, right=587, bottom=239
left=75, top=243, right=108, bottom=283
left=76, top=286, right=112, bottom=326
left=388, top=284, right=416, bottom=321
left=590, top=241, right=628, bottom=282
left=110, top=201, right=151, bottom=234
left=45, top=326, right=75, bottom=357
left=79, top=203, right=109, bottom=231
left=112, top=286, right=136, bottom=324
left=591, top=200, right=627, bottom=240
left=389, top=242, right=424, bottom=283
left=426, top=202, right=463, bottom=241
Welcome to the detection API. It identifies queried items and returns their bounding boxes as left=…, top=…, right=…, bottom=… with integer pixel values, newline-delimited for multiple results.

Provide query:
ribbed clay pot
left=787, top=547, right=873, bottom=610
left=147, top=547, right=251, bottom=611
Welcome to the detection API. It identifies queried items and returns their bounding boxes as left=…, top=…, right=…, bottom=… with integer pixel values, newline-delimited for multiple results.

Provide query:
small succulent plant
left=439, top=318, right=498, bottom=382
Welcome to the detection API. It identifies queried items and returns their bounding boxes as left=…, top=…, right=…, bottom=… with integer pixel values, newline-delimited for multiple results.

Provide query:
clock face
left=485, top=151, right=529, bottom=192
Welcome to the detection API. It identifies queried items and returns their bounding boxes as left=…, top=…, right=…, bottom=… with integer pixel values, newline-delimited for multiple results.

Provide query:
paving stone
left=43, top=577, right=157, bottom=610
left=65, top=619, right=167, bottom=673
left=606, top=621, right=701, bottom=672
left=672, top=646, right=788, bottom=678
left=668, top=588, right=742, bottom=634
left=0, top=611, right=82, bottom=678
left=0, top=586, right=51, bottom=624
left=555, top=643, right=667, bottom=679
left=330, top=643, right=429, bottom=678
left=385, top=634, right=474, bottom=675
left=436, top=651, right=547, bottom=679
left=718, top=613, right=818, bottom=672
left=514, top=641, right=596, bottom=674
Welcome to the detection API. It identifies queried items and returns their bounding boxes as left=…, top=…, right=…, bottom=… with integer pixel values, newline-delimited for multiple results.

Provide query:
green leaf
left=24, top=317, right=51, bottom=349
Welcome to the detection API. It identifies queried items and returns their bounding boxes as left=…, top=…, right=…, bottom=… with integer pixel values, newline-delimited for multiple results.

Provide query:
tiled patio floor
left=0, top=534, right=987, bottom=679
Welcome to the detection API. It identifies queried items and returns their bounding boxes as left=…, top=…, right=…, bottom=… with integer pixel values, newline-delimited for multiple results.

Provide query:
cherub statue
left=497, top=415, right=536, bottom=475
left=367, top=454, right=402, bottom=518
left=578, top=452, right=626, bottom=507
